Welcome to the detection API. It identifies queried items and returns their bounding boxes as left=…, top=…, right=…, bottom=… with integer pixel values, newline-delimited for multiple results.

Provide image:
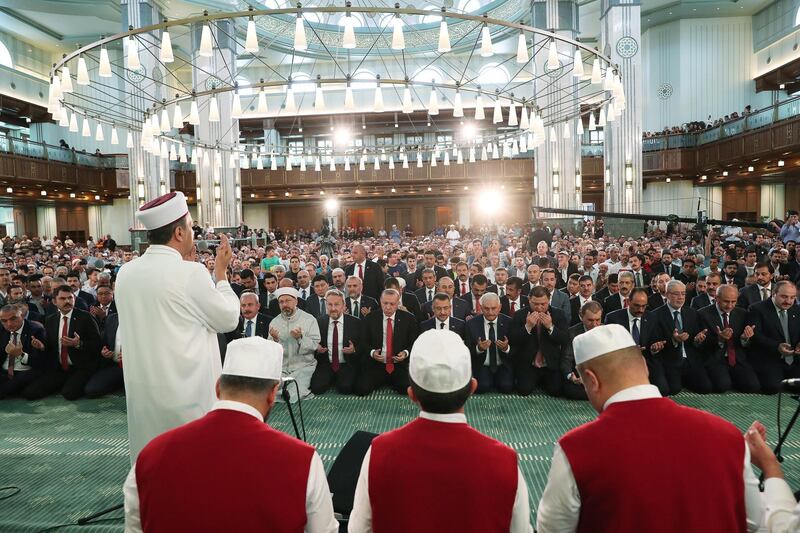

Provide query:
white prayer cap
left=410, top=330, right=471, bottom=393
left=274, top=286, right=299, bottom=300
left=223, top=337, right=283, bottom=380
left=573, top=324, right=637, bottom=366
left=135, top=191, right=189, bottom=230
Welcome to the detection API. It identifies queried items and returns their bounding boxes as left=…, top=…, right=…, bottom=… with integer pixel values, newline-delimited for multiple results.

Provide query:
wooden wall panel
left=743, top=130, right=772, bottom=156
left=786, top=178, right=800, bottom=212
left=721, top=183, right=760, bottom=219
left=717, top=138, right=743, bottom=163
left=55, top=205, right=89, bottom=239
left=269, top=203, right=327, bottom=230
left=582, top=157, right=604, bottom=176
left=0, top=155, right=15, bottom=178
left=772, top=123, right=797, bottom=151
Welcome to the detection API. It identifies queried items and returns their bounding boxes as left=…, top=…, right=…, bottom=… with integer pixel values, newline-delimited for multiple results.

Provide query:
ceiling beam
left=0, top=8, right=63, bottom=40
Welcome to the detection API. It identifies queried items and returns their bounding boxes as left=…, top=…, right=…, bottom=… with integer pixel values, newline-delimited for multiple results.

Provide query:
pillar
left=533, top=0, right=582, bottom=212
left=601, top=0, right=642, bottom=213
left=36, top=207, right=57, bottom=239
left=192, top=19, right=241, bottom=231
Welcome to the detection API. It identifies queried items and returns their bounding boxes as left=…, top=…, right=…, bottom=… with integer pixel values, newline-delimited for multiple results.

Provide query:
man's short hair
left=432, top=293, right=451, bottom=304
left=410, top=378, right=472, bottom=414
left=312, top=274, right=329, bottom=285
left=262, top=272, right=277, bottom=282
left=529, top=285, right=550, bottom=299
left=240, top=291, right=260, bottom=304
left=66, top=270, right=80, bottom=280
left=479, top=292, right=500, bottom=306
left=324, top=288, right=345, bottom=302
left=218, top=374, right=279, bottom=396
left=55, top=284, right=73, bottom=296
left=578, top=275, right=593, bottom=284
left=506, top=277, right=523, bottom=290
left=579, top=300, right=603, bottom=316
left=147, top=214, right=188, bottom=246
left=755, top=262, right=774, bottom=274
left=0, top=304, right=21, bottom=316
left=384, top=277, right=400, bottom=290
left=240, top=268, right=255, bottom=280
left=471, top=274, right=488, bottom=286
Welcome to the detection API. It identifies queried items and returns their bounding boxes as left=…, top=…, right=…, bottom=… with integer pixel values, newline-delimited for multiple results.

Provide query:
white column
left=192, top=19, right=241, bottom=230
left=36, top=207, right=57, bottom=238
left=601, top=0, right=642, bottom=213
left=458, top=197, right=471, bottom=228
left=88, top=205, right=103, bottom=239
left=533, top=0, right=582, bottom=212
left=760, top=183, right=785, bottom=221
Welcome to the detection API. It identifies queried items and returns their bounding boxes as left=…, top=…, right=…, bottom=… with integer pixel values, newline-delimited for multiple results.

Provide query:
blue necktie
left=244, top=320, right=253, bottom=338
left=631, top=318, right=640, bottom=345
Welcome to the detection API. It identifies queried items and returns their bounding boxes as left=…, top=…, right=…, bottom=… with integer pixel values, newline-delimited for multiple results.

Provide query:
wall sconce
left=552, top=171, right=560, bottom=191
left=137, top=179, right=145, bottom=201
left=214, top=185, right=221, bottom=201
left=575, top=171, right=582, bottom=189
left=604, top=167, right=610, bottom=186
left=624, top=161, right=633, bottom=187
left=196, top=186, right=202, bottom=203
left=533, top=174, right=538, bottom=190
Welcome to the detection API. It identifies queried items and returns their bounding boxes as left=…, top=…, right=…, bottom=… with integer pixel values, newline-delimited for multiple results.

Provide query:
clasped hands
left=372, top=349, right=408, bottom=363
left=525, top=311, right=553, bottom=330
left=477, top=336, right=509, bottom=352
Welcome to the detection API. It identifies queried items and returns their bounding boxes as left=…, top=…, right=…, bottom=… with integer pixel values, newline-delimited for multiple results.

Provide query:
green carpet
left=1, top=391, right=799, bottom=532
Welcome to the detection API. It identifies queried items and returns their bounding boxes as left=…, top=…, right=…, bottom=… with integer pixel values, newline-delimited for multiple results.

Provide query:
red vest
left=136, top=409, right=314, bottom=532
left=369, top=417, right=517, bottom=533
left=559, top=398, right=746, bottom=533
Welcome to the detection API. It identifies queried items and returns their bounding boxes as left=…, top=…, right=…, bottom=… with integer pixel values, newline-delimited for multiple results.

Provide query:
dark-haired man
left=349, top=329, right=532, bottom=532
left=738, top=262, right=775, bottom=310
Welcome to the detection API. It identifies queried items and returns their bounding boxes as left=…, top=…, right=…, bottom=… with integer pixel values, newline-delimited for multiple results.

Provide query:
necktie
left=358, top=263, right=364, bottom=280
left=385, top=318, right=395, bottom=374
left=761, top=288, right=768, bottom=301
left=60, top=315, right=69, bottom=371
left=352, top=300, right=359, bottom=318
left=636, top=272, right=643, bottom=287
left=7, top=332, right=17, bottom=378
left=428, top=289, right=433, bottom=302
left=320, top=297, right=327, bottom=316
left=721, top=313, right=736, bottom=367
left=488, top=321, right=498, bottom=371
left=631, top=318, right=640, bottom=345
left=510, top=301, right=516, bottom=314
left=461, top=282, right=467, bottom=296
left=499, top=287, right=505, bottom=298
left=673, top=310, right=685, bottom=358
left=779, top=309, right=790, bottom=344
left=301, top=289, right=307, bottom=299
left=534, top=323, right=544, bottom=368
left=245, top=320, right=253, bottom=337
left=439, top=321, right=446, bottom=329
left=475, top=297, right=481, bottom=314
left=331, top=320, right=340, bottom=373
left=623, top=297, right=629, bottom=309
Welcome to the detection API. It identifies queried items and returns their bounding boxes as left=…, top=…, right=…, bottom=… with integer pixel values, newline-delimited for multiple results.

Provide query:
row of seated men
left=224, top=261, right=800, bottom=398
left=0, top=281, right=121, bottom=400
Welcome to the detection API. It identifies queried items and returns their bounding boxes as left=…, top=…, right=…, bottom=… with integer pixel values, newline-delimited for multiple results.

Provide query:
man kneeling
left=123, top=337, right=338, bottom=532
left=349, top=329, right=533, bottom=532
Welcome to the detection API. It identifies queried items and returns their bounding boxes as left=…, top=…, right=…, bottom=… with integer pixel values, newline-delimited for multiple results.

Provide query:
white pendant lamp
left=516, top=31, right=528, bottom=64
left=61, top=67, right=73, bottom=93
left=480, top=22, right=493, bottom=57
left=189, top=100, right=200, bottom=125
left=591, top=58, right=602, bottom=84
left=245, top=17, right=259, bottom=54
left=402, top=85, right=413, bottom=113
left=208, top=95, right=220, bottom=122
left=257, top=88, right=268, bottom=114
left=127, top=37, right=140, bottom=69
left=77, top=56, right=90, bottom=85
left=392, top=15, right=405, bottom=50
left=172, top=102, right=184, bottom=129
left=428, top=85, right=439, bottom=115
left=95, top=123, right=104, bottom=142
left=345, top=83, right=355, bottom=110
left=453, top=90, right=463, bottom=118
left=547, top=39, right=559, bottom=71
left=475, top=94, right=485, bottom=120
left=231, top=91, right=243, bottom=118
left=160, top=29, right=174, bottom=63
left=373, top=77, right=384, bottom=112
left=438, top=9, right=451, bottom=53
left=199, top=23, right=214, bottom=57
left=294, top=13, right=308, bottom=51
left=342, top=13, right=356, bottom=49
left=572, top=49, right=584, bottom=78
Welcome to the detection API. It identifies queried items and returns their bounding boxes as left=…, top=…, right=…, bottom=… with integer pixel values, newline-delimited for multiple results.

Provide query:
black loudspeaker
left=326, top=431, right=378, bottom=516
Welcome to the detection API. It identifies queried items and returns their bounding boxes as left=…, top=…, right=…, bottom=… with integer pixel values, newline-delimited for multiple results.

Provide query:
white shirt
left=326, top=317, right=345, bottom=364
left=436, top=317, right=450, bottom=330
left=123, top=400, right=338, bottom=533
left=446, top=229, right=461, bottom=245
left=57, top=310, right=74, bottom=366
left=761, top=477, right=800, bottom=532
left=536, top=384, right=764, bottom=533
left=348, top=411, right=533, bottom=533
left=2, top=324, right=30, bottom=372
left=478, top=317, right=511, bottom=366
left=115, top=245, right=240, bottom=463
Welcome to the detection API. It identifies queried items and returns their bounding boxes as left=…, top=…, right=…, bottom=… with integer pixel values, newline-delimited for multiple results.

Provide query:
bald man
left=344, top=244, right=385, bottom=301
left=537, top=324, right=763, bottom=533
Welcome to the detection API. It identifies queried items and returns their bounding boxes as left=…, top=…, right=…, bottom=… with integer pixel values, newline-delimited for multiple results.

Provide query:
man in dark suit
left=385, top=277, right=423, bottom=323
left=87, top=285, right=117, bottom=332
left=310, top=289, right=361, bottom=395
left=509, top=285, right=570, bottom=397
left=267, top=279, right=306, bottom=317
left=540, top=269, right=572, bottom=324
left=24, top=284, right=101, bottom=400
left=738, top=262, right=775, bottom=310
left=414, top=250, right=449, bottom=283
left=695, top=284, right=760, bottom=393
left=231, top=268, right=263, bottom=299
left=465, top=292, right=513, bottom=394
left=459, top=274, right=489, bottom=321
left=259, top=272, right=279, bottom=315
left=555, top=252, right=578, bottom=290
left=420, top=294, right=466, bottom=339
left=344, top=275, right=379, bottom=320
left=647, top=280, right=704, bottom=396
left=354, top=289, right=419, bottom=396
left=420, top=276, right=469, bottom=321
left=568, top=275, right=595, bottom=327
left=722, top=260, right=746, bottom=289
left=650, top=250, right=680, bottom=278
left=344, top=244, right=385, bottom=301
left=84, top=311, right=125, bottom=398
left=648, top=272, right=670, bottom=311
left=500, top=276, right=529, bottom=317
left=746, top=280, right=800, bottom=394
left=690, top=272, right=721, bottom=310
left=593, top=273, right=617, bottom=304
left=562, top=301, right=604, bottom=401
left=603, top=271, right=635, bottom=316
left=414, top=268, right=439, bottom=307
left=521, top=263, right=542, bottom=296
left=454, top=261, right=472, bottom=298
left=629, top=254, right=651, bottom=288
left=304, top=275, right=331, bottom=319
left=225, top=292, right=274, bottom=343
left=0, top=304, right=47, bottom=399
left=66, top=271, right=94, bottom=310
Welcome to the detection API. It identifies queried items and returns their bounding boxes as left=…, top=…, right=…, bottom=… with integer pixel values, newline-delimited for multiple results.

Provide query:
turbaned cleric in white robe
left=268, top=287, right=320, bottom=402
left=116, top=192, right=240, bottom=462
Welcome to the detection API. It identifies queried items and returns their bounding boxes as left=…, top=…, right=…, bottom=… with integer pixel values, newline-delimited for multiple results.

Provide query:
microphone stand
left=760, top=394, right=800, bottom=490
left=281, top=377, right=306, bottom=442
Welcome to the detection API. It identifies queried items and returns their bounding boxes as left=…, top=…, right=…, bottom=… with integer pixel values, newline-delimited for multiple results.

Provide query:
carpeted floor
left=1, top=390, right=799, bottom=532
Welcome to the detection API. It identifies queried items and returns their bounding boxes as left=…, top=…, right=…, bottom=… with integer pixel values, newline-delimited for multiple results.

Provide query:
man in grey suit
left=541, top=268, right=571, bottom=325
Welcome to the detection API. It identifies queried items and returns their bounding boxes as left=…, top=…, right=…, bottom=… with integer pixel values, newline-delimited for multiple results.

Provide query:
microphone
left=781, top=379, right=800, bottom=394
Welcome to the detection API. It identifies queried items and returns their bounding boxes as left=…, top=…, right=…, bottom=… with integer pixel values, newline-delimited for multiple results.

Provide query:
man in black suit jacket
left=647, top=272, right=670, bottom=311
left=650, top=251, right=680, bottom=278
left=345, top=275, right=379, bottom=320
left=593, top=273, right=618, bottom=307
left=66, top=271, right=95, bottom=309
left=354, top=289, right=419, bottom=395
left=629, top=254, right=651, bottom=288
left=0, top=306, right=47, bottom=399
left=24, top=285, right=101, bottom=400
left=344, top=244, right=385, bottom=301
left=414, top=251, right=449, bottom=284
left=561, top=302, right=605, bottom=401
left=84, top=311, right=125, bottom=398
left=500, top=277, right=529, bottom=318
left=385, top=277, right=423, bottom=324
left=414, top=268, right=439, bottom=307
left=737, top=263, right=774, bottom=310
left=225, top=292, right=274, bottom=343
left=310, top=290, right=361, bottom=395
left=695, top=285, right=760, bottom=393
left=459, top=274, right=490, bottom=322
left=567, top=275, right=595, bottom=327
left=647, top=280, right=704, bottom=396
left=305, top=275, right=332, bottom=319
left=721, top=260, right=746, bottom=289
left=420, top=294, right=466, bottom=339
left=509, top=286, right=570, bottom=397
left=554, top=252, right=578, bottom=290
left=603, top=271, right=634, bottom=316
left=420, top=276, right=469, bottom=321
left=746, top=281, right=800, bottom=394
left=690, top=272, right=721, bottom=310
left=464, top=292, right=513, bottom=394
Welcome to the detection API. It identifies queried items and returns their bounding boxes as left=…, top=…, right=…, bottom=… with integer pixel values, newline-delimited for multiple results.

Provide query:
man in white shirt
left=446, top=225, right=461, bottom=246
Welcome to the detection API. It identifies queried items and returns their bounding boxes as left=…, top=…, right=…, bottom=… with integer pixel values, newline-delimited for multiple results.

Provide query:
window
left=436, top=133, right=453, bottom=150
left=376, top=135, right=394, bottom=148
left=0, top=40, right=12, bottom=68
left=317, top=138, right=332, bottom=163
left=588, top=130, right=604, bottom=144
left=405, top=134, right=424, bottom=148
left=352, top=70, right=378, bottom=90
left=477, top=64, right=510, bottom=85
left=289, top=72, right=315, bottom=93
left=412, top=66, right=444, bottom=85
left=287, top=139, right=304, bottom=155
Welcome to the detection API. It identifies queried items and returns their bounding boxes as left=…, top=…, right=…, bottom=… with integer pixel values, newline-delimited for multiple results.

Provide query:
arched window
left=419, top=5, right=440, bottom=25
left=477, top=63, right=509, bottom=85
left=457, top=0, right=481, bottom=13
left=289, top=72, right=315, bottom=93
left=412, top=66, right=444, bottom=85
left=0, top=40, right=12, bottom=68
left=352, top=70, right=378, bottom=90
left=796, top=6, right=800, bottom=26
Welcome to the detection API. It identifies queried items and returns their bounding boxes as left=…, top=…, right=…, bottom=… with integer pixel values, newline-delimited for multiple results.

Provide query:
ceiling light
left=508, top=100, right=518, bottom=126
left=520, top=106, right=529, bottom=129
left=392, top=14, right=404, bottom=50
left=82, top=116, right=91, bottom=137
left=591, top=57, right=602, bottom=84
left=250, top=193, right=256, bottom=198
left=60, top=66, right=73, bottom=93
left=355, top=188, right=361, bottom=194
left=160, top=27, right=174, bottom=62
left=208, top=95, right=220, bottom=122
left=285, top=84, right=296, bottom=112
left=127, top=36, right=141, bottom=69
left=342, top=12, right=356, bottom=49
left=547, top=39, right=559, bottom=70
left=606, top=101, right=615, bottom=121
left=77, top=55, right=90, bottom=85
left=391, top=187, right=396, bottom=193
left=199, top=22, right=213, bottom=57
left=160, top=108, right=171, bottom=132
left=665, top=177, right=671, bottom=183
left=516, top=31, right=528, bottom=63
left=475, top=93, right=485, bottom=121
left=748, top=165, right=754, bottom=172
left=70, top=192, right=76, bottom=198
left=41, top=190, right=47, bottom=196
left=231, top=90, right=243, bottom=118
left=5, top=187, right=11, bottom=193
left=126, top=131, right=134, bottom=148
left=257, top=86, right=268, bottom=113
left=598, top=107, right=606, bottom=127
left=438, top=9, right=451, bottom=52
left=402, top=84, right=413, bottom=113
left=480, top=20, right=493, bottom=57
left=98, top=47, right=112, bottom=77
left=722, top=170, right=728, bottom=176
left=576, top=117, right=584, bottom=135
left=493, top=95, right=502, bottom=124
left=315, top=77, right=325, bottom=110
left=294, top=12, right=308, bottom=51
left=95, top=195, right=101, bottom=200
left=428, top=85, right=439, bottom=115
left=245, top=16, right=259, bottom=54
left=374, top=76, right=384, bottom=112
left=778, top=159, right=785, bottom=166
left=453, top=89, right=463, bottom=117
left=189, top=99, right=200, bottom=125
left=572, top=49, right=584, bottom=77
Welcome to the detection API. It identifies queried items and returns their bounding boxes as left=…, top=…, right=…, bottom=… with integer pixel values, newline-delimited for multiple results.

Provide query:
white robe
left=115, top=245, right=240, bottom=462
left=271, top=308, right=320, bottom=403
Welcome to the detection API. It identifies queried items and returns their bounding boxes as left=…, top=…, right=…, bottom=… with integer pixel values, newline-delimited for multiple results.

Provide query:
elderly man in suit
left=420, top=294, right=465, bottom=338
left=345, top=244, right=385, bottom=301
left=421, top=276, right=469, bottom=321
left=310, top=289, right=361, bottom=395
left=509, top=285, right=570, bottom=397
left=465, top=292, right=513, bottom=394
left=738, top=262, right=775, bottom=310
left=344, top=275, right=379, bottom=320
left=0, top=304, right=47, bottom=399
left=355, top=289, right=419, bottom=396
left=746, top=280, right=800, bottom=394
left=540, top=269, right=571, bottom=325
left=226, top=292, right=274, bottom=343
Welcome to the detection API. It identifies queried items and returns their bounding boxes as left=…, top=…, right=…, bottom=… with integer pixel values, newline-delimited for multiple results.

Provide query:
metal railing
left=0, top=133, right=124, bottom=168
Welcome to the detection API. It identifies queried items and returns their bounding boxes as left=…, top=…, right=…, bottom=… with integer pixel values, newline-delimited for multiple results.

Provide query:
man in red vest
left=123, top=337, right=338, bottom=532
left=348, top=329, right=533, bottom=532
left=536, top=324, right=763, bottom=533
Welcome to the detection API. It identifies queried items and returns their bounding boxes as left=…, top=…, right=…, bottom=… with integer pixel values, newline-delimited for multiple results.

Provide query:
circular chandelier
left=48, top=3, right=625, bottom=170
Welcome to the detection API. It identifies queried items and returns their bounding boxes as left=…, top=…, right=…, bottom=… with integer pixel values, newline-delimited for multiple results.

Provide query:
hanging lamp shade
left=294, top=14, right=308, bottom=51
left=77, top=56, right=90, bottom=85
left=257, top=89, right=268, bottom=114
left=475, top=94, right=485, bottom=121
left=480, top=23, right=493, bottom=57
left=232, top=92, right=243, bottom=118
left=591, top=58, right=602, bottom=84
left=508, top=100, right=518, bottom=127
left=82, top=116, right=91, bottom=137
left=516, top=31, right=528, bottom=64
left=373, top=79, right=384, bottom=112
left=245, top=18, right=259, bottom=54
left=208, top=95, right=220, bottom=122
left=547, top=39, right=559, bottom=70
left=95, top=123, right=104, bottom=142
left=160, top=30, right=174, bottom=63
left=438, top=11, right=451, bottom=53
left=199, top=23, right=214, bottom=57
left=189, top=100, right=200, bottom=125
left=345, top=83, right=355, bottom=110
left=342, top=14, right=356, bottom=49
left=428, top=86, right=439, bottom=115
left=402, top=86, right=413, bottom=113
left=127, top=37, right=141, bottom=69
left=172, top=102, right=184, bottom=129
left=285, top=86, right=296, bottom=112
left=61, top=67, right=73, bottom=93
left=98, top=48, right=113, bottom=77
left=453, top=90, right=463, bottom=118
left=572, top=49, right=584, bottom=78
left=392, top=16, right=405, bottom=50
left=492, top=96, right=503, bottom=124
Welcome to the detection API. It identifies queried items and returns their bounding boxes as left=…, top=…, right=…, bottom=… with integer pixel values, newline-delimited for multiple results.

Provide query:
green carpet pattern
left=1, top=391, right=800, bottom=532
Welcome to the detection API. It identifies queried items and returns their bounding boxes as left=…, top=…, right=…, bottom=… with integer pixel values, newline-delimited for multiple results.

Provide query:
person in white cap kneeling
left=115, top=191, right=240, bottom=462
left=123, top=337, right=338, bottom=533
left=348, top=329, right=533, bottom=533
left=536, top=324, right=764, bottom=533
